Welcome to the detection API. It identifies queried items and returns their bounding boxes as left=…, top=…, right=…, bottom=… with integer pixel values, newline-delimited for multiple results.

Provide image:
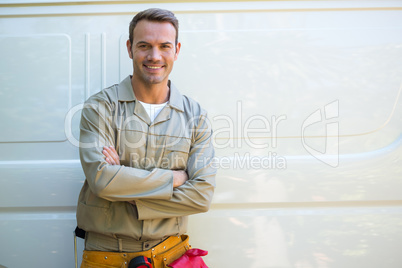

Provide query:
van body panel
left=1, top=1, right=401, bottom=267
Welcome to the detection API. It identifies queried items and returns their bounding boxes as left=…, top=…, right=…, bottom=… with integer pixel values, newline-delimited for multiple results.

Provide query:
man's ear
left=126, top=40, right=133, bottom=59
left=174, top=42, right=181, bottom=61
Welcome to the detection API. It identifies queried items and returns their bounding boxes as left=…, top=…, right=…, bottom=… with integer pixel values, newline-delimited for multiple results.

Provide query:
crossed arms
left=79, top=96, right=216, bottom=220
left=102, top=145, right=189, bottom=188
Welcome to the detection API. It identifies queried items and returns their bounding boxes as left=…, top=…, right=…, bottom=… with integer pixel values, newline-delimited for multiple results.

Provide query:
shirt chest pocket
left=161, top=137, right=191, bottom=170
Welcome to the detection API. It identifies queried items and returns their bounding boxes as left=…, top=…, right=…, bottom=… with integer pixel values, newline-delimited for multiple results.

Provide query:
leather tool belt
left=80, top=235, right=190, bottom=268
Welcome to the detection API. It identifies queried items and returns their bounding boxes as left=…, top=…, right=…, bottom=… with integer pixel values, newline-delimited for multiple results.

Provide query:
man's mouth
left=144, top=65, right=164, bottom=70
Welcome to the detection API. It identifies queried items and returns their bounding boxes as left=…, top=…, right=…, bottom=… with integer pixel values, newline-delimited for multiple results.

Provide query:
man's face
left=127, top=20, right=180, bottom=86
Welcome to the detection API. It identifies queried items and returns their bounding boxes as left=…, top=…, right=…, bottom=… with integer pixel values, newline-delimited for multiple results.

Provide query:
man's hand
left=172, top=170, right=188, bottom=188
left=103, top=146, right=120, bottom=165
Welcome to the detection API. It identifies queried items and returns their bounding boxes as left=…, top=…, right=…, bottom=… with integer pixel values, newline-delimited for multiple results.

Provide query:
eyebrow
left=136, top=41, right=173, bottom=46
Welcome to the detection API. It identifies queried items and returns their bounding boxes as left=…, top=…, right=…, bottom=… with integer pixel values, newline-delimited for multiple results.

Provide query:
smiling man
left=76, top=8, right=216, bottom=268
left=129, top=19, right=179, bottom=88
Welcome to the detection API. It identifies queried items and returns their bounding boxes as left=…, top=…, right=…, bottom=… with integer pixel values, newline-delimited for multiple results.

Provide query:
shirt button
left=144, top=243, right=149, bottom=248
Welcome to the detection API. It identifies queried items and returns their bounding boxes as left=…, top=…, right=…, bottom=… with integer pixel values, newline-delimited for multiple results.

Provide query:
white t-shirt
left=138, top=100, right=168, bottom=122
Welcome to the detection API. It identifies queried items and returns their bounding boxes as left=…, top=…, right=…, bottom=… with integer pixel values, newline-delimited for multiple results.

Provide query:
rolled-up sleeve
left=136, top=113, right=217, bottom=220
left=79, top=95, right=174, bottom=202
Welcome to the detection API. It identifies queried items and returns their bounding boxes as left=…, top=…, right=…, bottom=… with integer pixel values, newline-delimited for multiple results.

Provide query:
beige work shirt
left=76, top=76, right=216, bottom=241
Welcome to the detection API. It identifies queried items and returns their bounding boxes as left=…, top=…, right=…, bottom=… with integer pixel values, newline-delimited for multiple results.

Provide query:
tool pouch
left=153, top=235, right=191, bottom=267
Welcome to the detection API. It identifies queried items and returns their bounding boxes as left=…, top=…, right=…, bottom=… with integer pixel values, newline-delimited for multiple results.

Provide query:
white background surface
left=1, top=1, right=402, bottom=267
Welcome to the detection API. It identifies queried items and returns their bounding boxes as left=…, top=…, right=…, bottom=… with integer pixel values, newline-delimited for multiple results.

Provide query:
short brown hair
left=129, top=8, right=179, bottom=45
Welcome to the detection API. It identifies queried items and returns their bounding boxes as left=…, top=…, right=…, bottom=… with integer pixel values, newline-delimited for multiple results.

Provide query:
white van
left=1, top=1, right=402, bottom=267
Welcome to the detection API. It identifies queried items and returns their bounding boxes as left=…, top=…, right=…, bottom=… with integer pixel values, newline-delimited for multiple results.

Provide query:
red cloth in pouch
left=168, top=248, right=208, bottom=268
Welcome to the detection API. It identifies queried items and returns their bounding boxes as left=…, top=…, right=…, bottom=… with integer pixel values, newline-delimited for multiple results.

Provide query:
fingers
left=172, top=170, right=189, bottom=188
left=102, top=148, right=115, bottom=165
left=102, top=146, right=120, bottom=165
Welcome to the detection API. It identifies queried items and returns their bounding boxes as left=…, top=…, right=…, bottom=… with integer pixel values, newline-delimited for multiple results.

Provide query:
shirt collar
left=117, top=76, right=184, bottom=113
left=117, top=76, right=136, bottom=101
left=167, top=80, right=184, bottom=112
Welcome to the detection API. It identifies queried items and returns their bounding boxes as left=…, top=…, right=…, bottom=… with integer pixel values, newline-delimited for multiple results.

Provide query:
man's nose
left=147, top=47, right=162, bottom=61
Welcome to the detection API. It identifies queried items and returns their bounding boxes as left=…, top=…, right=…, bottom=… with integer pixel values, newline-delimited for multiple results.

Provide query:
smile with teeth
left=145, top=65, right=163, bottom=69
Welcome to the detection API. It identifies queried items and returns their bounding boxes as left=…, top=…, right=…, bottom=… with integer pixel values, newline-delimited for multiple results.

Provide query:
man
left=77, top=8, right=216, bottom=268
